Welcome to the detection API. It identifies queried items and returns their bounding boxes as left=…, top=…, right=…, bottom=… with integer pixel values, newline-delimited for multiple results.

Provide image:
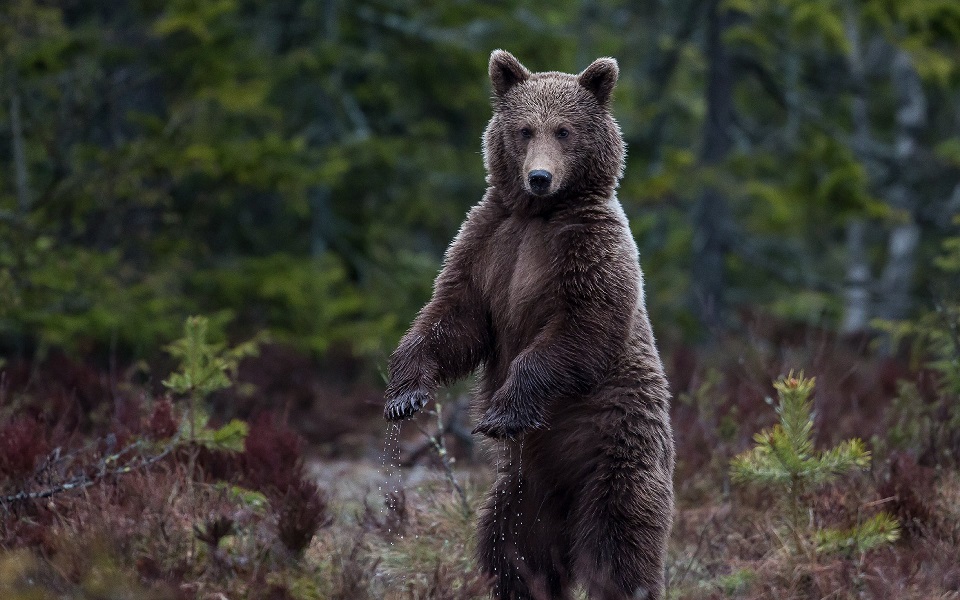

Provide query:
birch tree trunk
left=842, top=221, right=871, bottom=332
left=877, top=49, right=925, bottom=320
left=841, top=5, right=874, bottom=333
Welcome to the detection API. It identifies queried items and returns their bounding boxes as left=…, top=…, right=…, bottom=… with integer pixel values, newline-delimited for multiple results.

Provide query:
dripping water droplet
left=516, top=438, right=524, bottom=565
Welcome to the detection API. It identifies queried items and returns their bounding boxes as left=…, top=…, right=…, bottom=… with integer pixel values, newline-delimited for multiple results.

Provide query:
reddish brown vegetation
left=218, top=344, right=383, bottom=452
left=148, top=397, right=179, bottom=440
left=663, top=319, right=960, bottom=599
left=275, top=479, right=332, bottom=555
left=0, top=417, right=49, bottom=480
left=0, top=355, right=342, bottom=597
left=668, top=326, right=929, bottom=498
left=0, top=318, right=958, bottom=598
left=877, top=451, right=937, bottom=535
left=243, top=412, right=306, bottom=493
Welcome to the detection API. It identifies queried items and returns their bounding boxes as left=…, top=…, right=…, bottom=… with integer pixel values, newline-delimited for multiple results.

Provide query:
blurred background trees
left=1, top=0, right=958, bottom=363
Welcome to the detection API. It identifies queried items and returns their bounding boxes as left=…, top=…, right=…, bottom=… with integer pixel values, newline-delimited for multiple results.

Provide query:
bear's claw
left=384, top=390, right=431, bottom=421
left=472, top=410, right=544, bottom=439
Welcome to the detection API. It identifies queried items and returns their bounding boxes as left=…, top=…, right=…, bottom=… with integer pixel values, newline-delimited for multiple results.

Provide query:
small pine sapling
left=163, top=316, right=260, bottom=478
left=730, top=373, right=899, bottom=561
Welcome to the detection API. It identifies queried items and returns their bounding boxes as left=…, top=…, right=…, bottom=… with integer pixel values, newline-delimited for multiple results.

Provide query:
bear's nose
left=528, top=170, right=552, bottom=195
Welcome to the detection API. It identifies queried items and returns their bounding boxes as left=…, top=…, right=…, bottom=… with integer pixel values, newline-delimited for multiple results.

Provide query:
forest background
left=1, top=0, right=959, bottom=598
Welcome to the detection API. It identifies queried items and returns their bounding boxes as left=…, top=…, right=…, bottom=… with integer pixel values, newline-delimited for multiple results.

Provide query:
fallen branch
left=1, top=437, right=178, bottom=510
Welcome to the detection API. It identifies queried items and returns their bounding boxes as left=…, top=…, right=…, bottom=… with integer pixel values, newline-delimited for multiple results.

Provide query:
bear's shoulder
left=548, top=199, right=635, bottom=255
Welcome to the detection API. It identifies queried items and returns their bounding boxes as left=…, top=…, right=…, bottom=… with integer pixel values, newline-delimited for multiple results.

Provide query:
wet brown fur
left=384, top=50, right=674, bottom=599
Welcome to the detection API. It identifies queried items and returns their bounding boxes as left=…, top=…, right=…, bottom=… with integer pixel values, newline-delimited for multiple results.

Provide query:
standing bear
left=384, top=50, right=674, bottom=600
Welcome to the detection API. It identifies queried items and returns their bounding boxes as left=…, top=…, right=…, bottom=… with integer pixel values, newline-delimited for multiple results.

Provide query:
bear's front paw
left=384, top=389, right=431, bottom=421
left=472, top=408, right=545, bottom=439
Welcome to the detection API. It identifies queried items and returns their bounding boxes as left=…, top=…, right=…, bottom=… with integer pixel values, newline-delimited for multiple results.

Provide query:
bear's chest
left=483, top=217, right=556, bottom=348
left=508, top=226, right=552, bottom=309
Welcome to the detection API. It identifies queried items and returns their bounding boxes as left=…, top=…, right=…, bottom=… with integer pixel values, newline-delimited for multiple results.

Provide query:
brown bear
left=384, top=49, right=674, bottom=600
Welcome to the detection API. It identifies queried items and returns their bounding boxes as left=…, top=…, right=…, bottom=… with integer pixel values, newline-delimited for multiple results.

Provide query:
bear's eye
left=520, top=127, right=533, bottom=139
left=556, top=128, right=570, bottom=139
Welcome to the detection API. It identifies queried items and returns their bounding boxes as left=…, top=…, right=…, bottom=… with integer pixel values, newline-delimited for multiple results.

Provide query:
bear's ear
left=489, top=49, right=530, bottom=98
left=577, top=57, right=619, bottom=106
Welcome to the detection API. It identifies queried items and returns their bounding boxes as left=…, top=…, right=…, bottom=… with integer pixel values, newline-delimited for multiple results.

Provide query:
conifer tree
left=731, top=373, right=899, bottom=560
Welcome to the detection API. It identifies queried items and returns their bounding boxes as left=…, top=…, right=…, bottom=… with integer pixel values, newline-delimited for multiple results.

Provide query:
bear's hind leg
left=569, top=419, right=673, bottom=600
left=477, top=473, right=573, bottom=599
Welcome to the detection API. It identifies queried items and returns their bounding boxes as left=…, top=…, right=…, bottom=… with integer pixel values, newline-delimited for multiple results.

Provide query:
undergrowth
left=0, top=317, right=488, bottom=599
left=2, top=314, right=960, bottom=598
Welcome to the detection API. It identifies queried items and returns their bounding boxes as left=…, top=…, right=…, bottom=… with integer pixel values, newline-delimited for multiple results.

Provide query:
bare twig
left=413, top=402, right=472, bottom=517
left=403, top=394, right=472, bottom=465
left=668, top=512, right=716, bottom=595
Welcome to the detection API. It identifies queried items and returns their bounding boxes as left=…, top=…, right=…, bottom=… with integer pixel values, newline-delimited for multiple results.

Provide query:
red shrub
left=877, top=451, right=936, bottom=535
left=147, top=397, right=179, bottom=440
left=213, top=343, right=381, bottom=452
left=242, top=413, right=333, bottom=555
left=178, top=445, right=243, bottom=483
left=242, top=413, right=305, bottom=495
left=274, top=479, right=331, bottom=555
left=3, top=352, right=111, bottom=437
left=0, top=416, right=49, bottom=480
left=111, top=394, right=143, bottom=439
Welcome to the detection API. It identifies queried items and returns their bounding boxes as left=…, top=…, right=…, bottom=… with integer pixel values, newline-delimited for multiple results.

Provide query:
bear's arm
left=383, top=205, right=496, bottom=420
left=475, top=221, right=638, bottom=436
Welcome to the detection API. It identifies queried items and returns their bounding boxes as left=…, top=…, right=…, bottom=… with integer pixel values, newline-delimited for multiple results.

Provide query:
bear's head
left=482, top=49, right=625, bottom=213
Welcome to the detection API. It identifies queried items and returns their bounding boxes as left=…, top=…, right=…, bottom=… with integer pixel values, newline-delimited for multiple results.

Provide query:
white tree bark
left=842, top=220, right=871, bottom=332
left=841, top=5, right=874, bottom=333
left=878, top=49, right=926, bottom=320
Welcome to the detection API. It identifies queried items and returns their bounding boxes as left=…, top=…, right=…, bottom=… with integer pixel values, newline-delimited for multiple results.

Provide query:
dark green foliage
left=163, top=315, right=259, bottom=400
left=1, top=0, right=957, bottom=358
left=874, top=226, right=960, bottom=464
